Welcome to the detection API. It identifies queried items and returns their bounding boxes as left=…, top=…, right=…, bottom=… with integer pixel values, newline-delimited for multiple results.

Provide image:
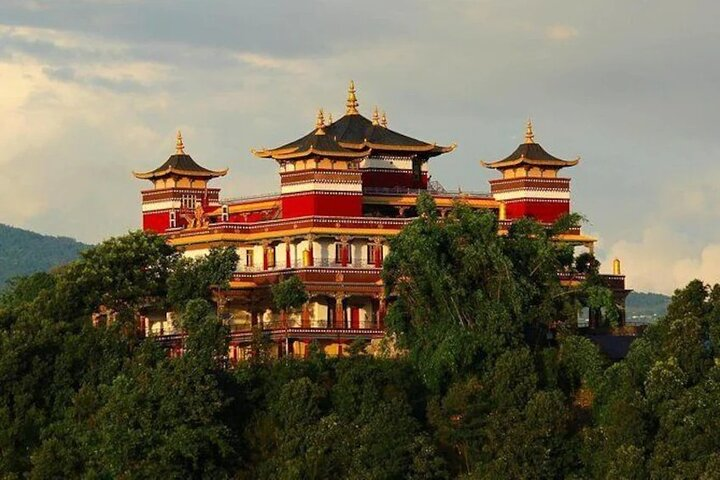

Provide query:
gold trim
left=480, top=157, right=580, bottom=169
left=133, top=167, right=228, bottom=180
left=167, top=226, right=405, bottom=247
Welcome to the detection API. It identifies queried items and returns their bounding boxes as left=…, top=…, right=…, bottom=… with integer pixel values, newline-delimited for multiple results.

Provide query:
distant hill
left=626, top=291, right=671, bottom=322
left=0, top=224, right=89, bottom=287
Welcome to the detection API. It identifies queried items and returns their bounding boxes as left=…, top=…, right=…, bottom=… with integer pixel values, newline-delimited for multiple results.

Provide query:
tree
left=167, top=246, right=239, bottom=310
left=271, top=275, right=309, bottom=314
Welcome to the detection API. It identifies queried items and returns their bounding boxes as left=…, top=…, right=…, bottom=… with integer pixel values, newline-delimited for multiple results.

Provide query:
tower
left=482, top=120, right=579, bottom=223
left=133, top=132, right=227, bottom=232
left=252, top=81, right=455, bottom=218
left=253, top=108, right=370, bottom=218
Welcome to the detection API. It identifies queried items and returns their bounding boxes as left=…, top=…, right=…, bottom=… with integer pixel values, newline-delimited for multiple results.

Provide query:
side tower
left=133, top=132, right=227, bottom=233
left=482, top=121, right=579, bottom=223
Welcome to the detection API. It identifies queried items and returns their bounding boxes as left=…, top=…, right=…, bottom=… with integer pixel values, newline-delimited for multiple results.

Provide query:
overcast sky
left=0, top=0, right=718, bottom=294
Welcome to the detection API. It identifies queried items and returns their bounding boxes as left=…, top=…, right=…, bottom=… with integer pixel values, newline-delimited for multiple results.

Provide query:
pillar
left=262, top=241, right=269, bottom=270
left=339, top=236, right=349, bottom=267
left=304, top=234, right=314, bottom=266
left=302, top=302, right=311, bottom=328
left=284, top=237, right=292, bottom=268
left=378, top=295, right=387, bottom=329
left=373, top=237, right=383, bottom=268
left=334, top=293, right=346, bottom=329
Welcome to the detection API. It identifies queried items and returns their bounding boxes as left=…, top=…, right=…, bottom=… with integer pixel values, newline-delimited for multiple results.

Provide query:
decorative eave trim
left=133, top=167, right=228, bottom=180
left=481, top=157, right=580, bottom=170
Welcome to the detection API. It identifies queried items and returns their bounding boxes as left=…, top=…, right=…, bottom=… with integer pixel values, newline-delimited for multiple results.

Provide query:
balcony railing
left=363, top=186, right=492, bottom=198
left=155, top=327, right=386, bottom=347
left=237, top=257, right=381, bottom=273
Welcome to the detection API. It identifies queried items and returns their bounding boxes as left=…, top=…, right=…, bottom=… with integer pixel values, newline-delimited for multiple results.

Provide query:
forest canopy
left=1, top=200, right=718, bottom=479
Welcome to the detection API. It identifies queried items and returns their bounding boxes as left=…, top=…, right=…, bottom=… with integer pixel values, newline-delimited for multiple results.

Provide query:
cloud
left=604, top=226, right=720, bottom=295
left=545, top=25, right=579, bottom=41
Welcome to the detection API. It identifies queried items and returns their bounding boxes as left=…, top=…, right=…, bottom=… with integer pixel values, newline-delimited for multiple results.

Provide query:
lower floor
left=143, top=290, right=387, bottom=337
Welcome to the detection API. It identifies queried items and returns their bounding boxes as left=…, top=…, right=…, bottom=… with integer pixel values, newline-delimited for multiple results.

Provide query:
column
left=262, top=240, right=269, bottom=270
left=339, top=235, right=349, bottom=267
left=304, top=234, right=315, bottom=266
left=378, top=295, right=387, bottom=329
left=302, top=302, right=311, bottom=328
left=283, top=236, right=292, bottom=268
left=372, top=237, right=384, bottom=268
left=334, top=293, right=346, bottom=328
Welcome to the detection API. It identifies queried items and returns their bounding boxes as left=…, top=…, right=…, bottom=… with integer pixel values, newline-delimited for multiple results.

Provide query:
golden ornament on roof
left=176, top=130, right=185, bottom=154
left=372, top=106, right=380, bottom=125
left=346, top=80, right=359, bottom=114
left=525, top=118, right=535, bottom=144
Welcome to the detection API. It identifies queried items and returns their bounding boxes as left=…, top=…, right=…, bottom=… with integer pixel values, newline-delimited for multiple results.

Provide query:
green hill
left=626, top=291, right=671, bottom=322
left=0, top=224, right=89, bottom=287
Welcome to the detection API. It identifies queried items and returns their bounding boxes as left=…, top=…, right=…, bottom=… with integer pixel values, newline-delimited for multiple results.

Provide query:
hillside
left=626, top=291, right=671, bottom=322
left=0, top=224, right=89, bottom=287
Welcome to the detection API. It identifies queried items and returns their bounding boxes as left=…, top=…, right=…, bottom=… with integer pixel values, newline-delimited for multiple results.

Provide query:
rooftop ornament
left=346, top=80, right=359, bottom=115
left=176, top=130, right=185, bottom=154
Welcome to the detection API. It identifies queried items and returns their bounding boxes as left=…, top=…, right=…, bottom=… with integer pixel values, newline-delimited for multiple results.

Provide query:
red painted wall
left=282, top=193, right=363, bottom=218
left=142, top=211, right=171, bottom=233
left=227, top=210, right=280, bottom=223
left=362, top=170, right=428, bottom=189
left=504, top=200, right=570, bottom=223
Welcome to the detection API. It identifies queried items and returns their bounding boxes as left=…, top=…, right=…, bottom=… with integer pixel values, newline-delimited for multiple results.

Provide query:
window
left=335, top=243, right=352, bottom=264
left=221, top=204, right=229, bottom=222
left=245, top=249, right=254, bottom=267
left=366, top=244, right=374, bottom=264
left=169, top=211, right=176, bottom=229
left=181, top=194, right=197, bottom=209
left=412, top=158, right=422, bottom=181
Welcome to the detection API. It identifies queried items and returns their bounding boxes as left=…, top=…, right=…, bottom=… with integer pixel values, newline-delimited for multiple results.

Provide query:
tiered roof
left=482, top=120, right=579, bottom=170
left=253, top=81, right=456, bottom=161
left=254, top=110, right=370, bottom=161
left=134, top=132, right=228, bottom=180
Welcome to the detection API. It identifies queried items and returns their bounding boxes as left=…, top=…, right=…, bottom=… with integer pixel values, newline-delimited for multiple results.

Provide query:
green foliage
left=167, top=246, right=239, bottom=310
left=271, top=275, right=309, bottom=313
left=584, top=279, right=720, bottom=478
left=4, top=211, right=720, bottom=479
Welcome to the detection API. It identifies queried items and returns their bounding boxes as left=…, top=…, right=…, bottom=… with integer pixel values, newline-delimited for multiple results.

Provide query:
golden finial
left=175, top=130, right=185, bottom=154
left=525, top=118, right=535, bottom=144
left=346, top=80, right=359, bottom=114
left=325, top=112, right=333, bottom=126
left=380, top=111, right=387, bottom=127
left=372, top=106, right=380, bottom=125
left=315, top=108, right=325, bottom=133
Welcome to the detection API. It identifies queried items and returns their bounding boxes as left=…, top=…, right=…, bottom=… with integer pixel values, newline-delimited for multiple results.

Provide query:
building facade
left=133, top=82, right=628, bottom=359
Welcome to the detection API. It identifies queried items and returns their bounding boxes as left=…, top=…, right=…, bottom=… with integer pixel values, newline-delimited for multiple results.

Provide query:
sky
left=0, top=0, right=718, bottom=294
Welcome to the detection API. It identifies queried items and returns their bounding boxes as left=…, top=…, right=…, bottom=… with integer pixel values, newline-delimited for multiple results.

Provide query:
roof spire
left=525, top=118, right=535, bottom=144
left=372, top=106, right=380, bottom=125
left=325, top=112, right=333, bottom=126
left=315, top=108, right=326, bottom=133
left=346, top=80, right=359, bottom=115
left=176, top=130, right=185, bottom=154
left=380, top=111, right=388, bottom=128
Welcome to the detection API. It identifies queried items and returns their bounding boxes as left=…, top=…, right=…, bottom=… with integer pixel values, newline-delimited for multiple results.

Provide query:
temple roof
left=482, top=120, right=579, bottom=170
left=255, top=110, right=370, bottom=161
left=253, top=81, right=456, bottom=161
left=134, top=131, right=228, bottom=180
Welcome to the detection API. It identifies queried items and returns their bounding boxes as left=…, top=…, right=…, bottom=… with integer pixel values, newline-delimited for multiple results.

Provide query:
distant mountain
left=626, top=291, right=671, bottom=322
left=0, top=224, right=89, bottom=287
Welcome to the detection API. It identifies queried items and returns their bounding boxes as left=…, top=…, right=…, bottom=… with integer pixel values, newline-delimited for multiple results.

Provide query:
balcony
left=155, top=326, right=385, bottom=348
left=237, top=257, right=380, bottom=273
